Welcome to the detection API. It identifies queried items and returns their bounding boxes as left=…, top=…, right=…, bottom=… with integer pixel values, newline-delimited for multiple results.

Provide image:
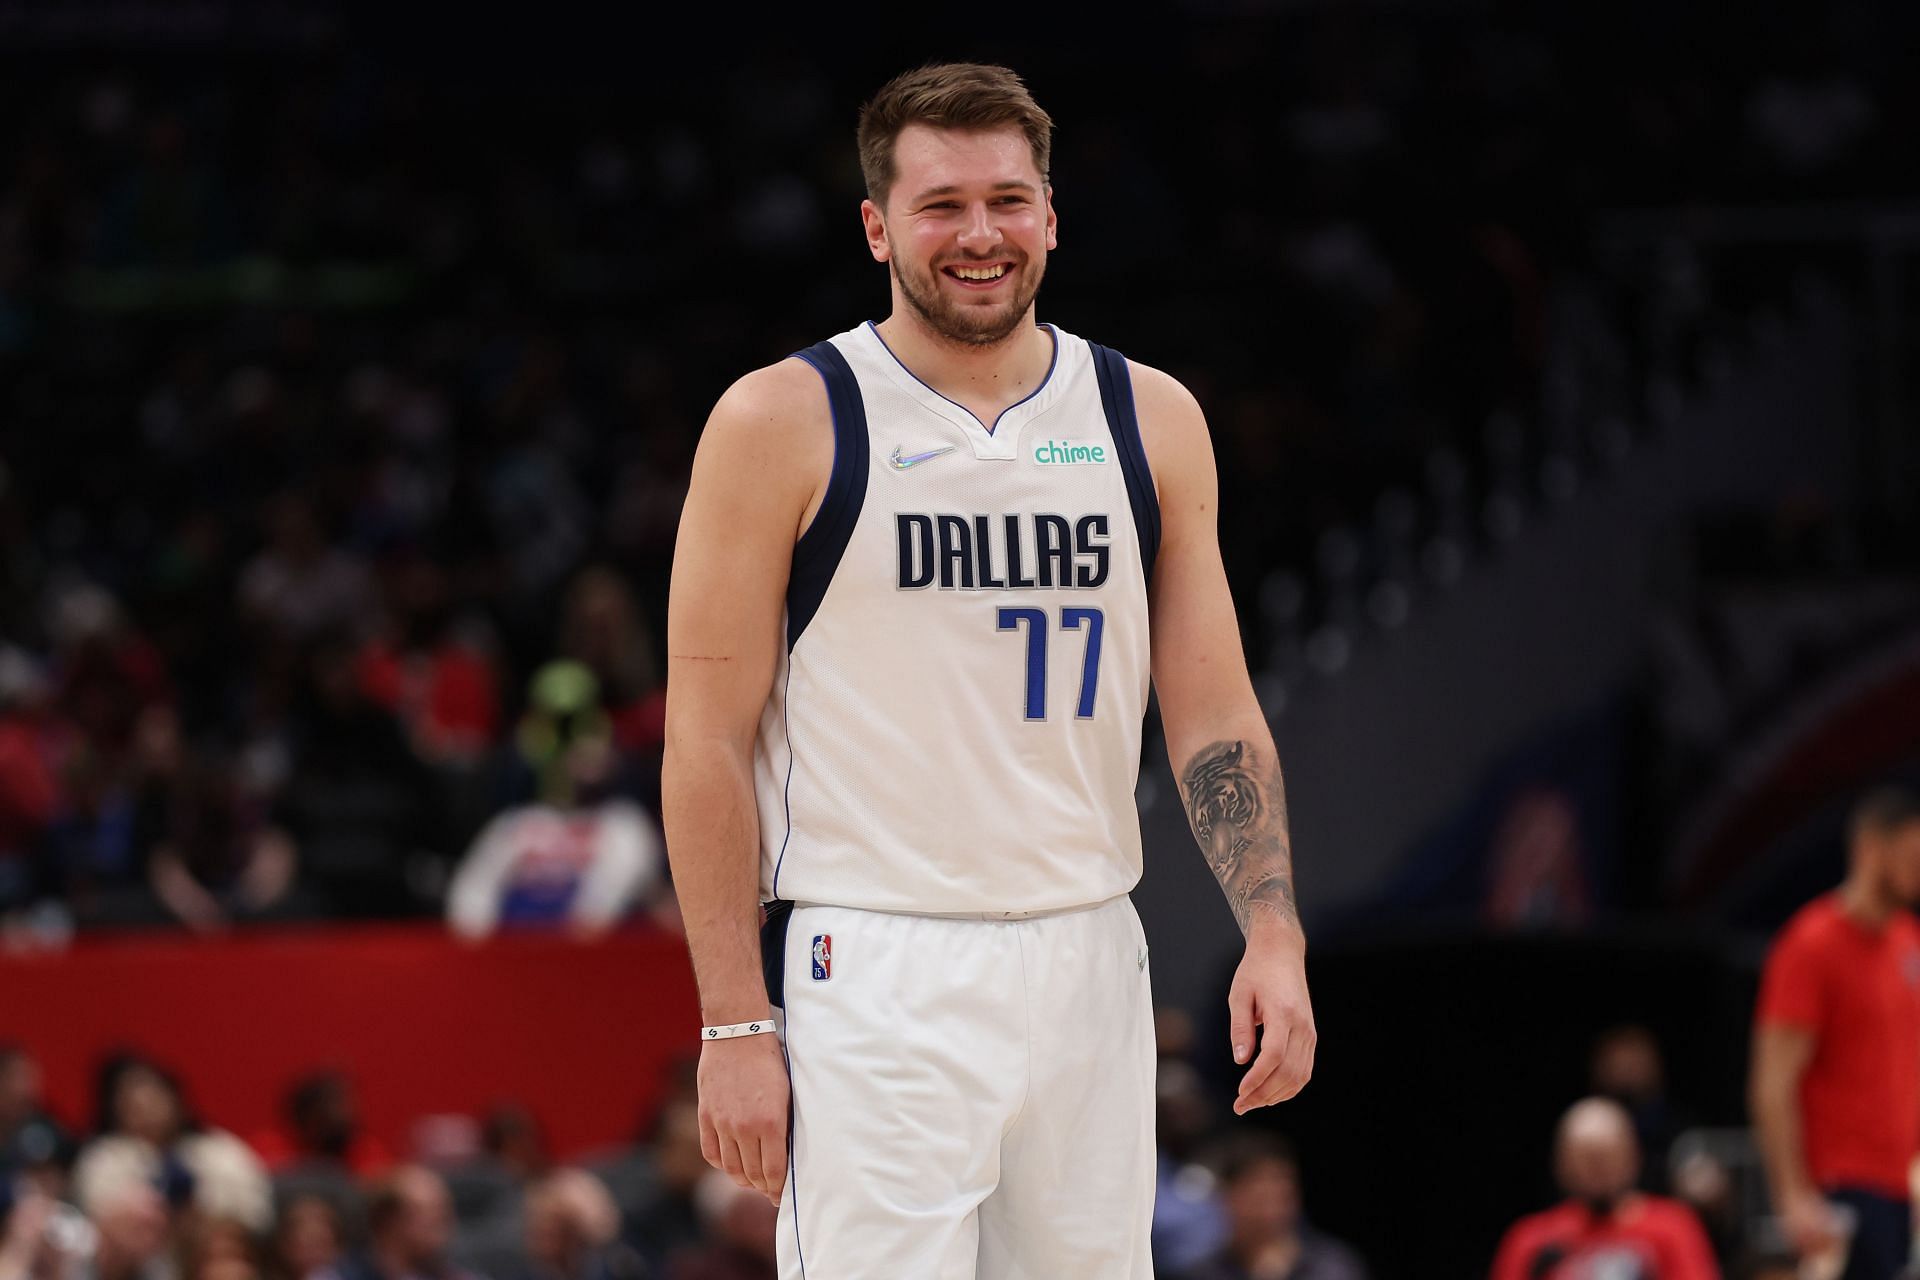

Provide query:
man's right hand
left=697, top=1031, right=791, bottom=1207
left=1782, top=1189, right=1842, bottom=1257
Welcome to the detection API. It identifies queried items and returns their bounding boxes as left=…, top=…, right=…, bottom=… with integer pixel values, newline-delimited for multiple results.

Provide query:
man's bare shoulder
left=1123, top=358, right=1204, bottom=424
left=1122, top=358, right=1211, bottom=501
left=703, top=356, right=834, bottom=449
left=688, top=356, right=834, bottom=536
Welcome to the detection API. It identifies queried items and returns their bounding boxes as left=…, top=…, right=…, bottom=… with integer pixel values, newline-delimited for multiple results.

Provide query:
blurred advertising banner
left=0, top=923, right=699, bottom=1159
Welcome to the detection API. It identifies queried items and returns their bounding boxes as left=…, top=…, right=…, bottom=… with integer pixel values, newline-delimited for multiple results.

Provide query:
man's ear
left=861, top=198, right=891, bottom=263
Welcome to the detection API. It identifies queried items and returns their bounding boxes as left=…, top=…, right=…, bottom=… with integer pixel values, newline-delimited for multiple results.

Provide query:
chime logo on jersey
left=811, top=934, right=832, bottom=981
left=1032, top=439, right=1110, bottom=465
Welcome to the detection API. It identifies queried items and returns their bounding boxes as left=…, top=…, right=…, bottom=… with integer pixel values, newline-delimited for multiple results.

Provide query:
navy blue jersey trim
left=784, top=1001, right=806, bottom=1277
left=866, top=320, right=1059, bottom=436
left=1089, top=343, right=1161, bottom=581
left=788, top=342, right=870, bottom=649
left=760, top=899, right=794, bottom=1009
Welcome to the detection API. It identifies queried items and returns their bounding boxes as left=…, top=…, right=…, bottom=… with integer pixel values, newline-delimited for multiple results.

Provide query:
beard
left=891, top=251, right=1045, bottom=347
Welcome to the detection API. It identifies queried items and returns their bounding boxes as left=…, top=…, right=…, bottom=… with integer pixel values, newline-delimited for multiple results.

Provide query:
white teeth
left=951, top=264, right=1007, bottom=281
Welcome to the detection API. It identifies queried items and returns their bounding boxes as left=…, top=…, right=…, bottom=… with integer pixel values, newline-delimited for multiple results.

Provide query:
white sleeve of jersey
left=446, top=810, right=521, bottom=936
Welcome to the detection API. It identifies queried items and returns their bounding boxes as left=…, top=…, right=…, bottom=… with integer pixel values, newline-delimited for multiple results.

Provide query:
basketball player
left=663, top=63, right=1315, bottom=1278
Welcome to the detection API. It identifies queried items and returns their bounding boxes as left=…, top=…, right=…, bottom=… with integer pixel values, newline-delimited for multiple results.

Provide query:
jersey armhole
left=787, top=341, right=870, bottom=650
left=1088, top=343, right=1161, bottom=581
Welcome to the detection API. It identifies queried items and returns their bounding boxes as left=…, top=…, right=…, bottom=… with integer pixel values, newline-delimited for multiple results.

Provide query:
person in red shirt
left=248, top=1070, right=394, bottom=1178
left=1750, top=786, right=1920, bottom=1280
left=1490, top=1097, right=1719, bottom=1280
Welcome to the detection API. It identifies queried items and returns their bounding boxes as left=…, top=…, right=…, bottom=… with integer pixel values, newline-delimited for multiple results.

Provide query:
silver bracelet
left=701, top=1018, right=776, bottom=1042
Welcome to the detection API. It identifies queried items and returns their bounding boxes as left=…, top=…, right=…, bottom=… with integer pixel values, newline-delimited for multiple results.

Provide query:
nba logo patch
left=811, top=934, right=832, bottom=981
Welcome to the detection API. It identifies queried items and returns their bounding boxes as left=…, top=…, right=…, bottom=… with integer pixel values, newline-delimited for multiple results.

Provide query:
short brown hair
left=857, top=62, right=1053, bottom=208
left=1852, top=785, right=1920, bottom=844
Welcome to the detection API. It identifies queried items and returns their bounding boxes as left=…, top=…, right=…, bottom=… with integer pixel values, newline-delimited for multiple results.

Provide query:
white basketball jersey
left=752, top=320, right=1160, bottom=914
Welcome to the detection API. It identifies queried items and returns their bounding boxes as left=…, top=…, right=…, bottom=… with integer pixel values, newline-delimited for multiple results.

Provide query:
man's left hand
left=1228, top=924, right=1315, bottom=1114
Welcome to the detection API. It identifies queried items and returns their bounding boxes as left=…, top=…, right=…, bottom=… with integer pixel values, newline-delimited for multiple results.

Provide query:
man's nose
left=956, top=202, right=1002, bottom=250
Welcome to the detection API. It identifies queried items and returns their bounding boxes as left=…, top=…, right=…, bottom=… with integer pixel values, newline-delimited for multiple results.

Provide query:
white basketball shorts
left=768, top=894, right=1156, bottom=1279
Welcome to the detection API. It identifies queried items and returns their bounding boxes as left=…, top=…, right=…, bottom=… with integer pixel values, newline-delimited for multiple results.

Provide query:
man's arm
left=1749, top=1022, right=1837, bottom=1253
left=1133, top=361, right=1314, bottom=1114
left=663, top=357, right=831, bottom=1205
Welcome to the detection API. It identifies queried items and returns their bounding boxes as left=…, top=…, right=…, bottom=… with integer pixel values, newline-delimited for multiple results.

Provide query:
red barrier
left=0, top=922, right=702, bottom=1161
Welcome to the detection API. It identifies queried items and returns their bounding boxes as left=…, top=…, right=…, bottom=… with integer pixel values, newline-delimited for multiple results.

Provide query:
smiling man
left=663, top=62, right=1315, bottom=1279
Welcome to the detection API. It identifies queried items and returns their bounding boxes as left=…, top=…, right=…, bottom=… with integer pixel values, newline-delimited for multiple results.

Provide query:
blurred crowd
left=0, top=560, right=672, bottom=941
left=0, top=1044, right=773, bottom=1280
left=0, top=1014, right=1873, bottom=1278
left=2, top=5, right=1915, bottom=937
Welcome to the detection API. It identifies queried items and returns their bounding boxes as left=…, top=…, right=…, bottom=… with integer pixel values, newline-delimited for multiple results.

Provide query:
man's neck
left=873, top=308, right=1052, bottom=412
left=1838, top=876, right=1896, bottom=928
left=1232, top=1229, right=1302, bottom=1276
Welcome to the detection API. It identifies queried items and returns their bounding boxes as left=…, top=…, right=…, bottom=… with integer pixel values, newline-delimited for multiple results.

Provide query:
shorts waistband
left=779, top=894, right=1123, bottom=922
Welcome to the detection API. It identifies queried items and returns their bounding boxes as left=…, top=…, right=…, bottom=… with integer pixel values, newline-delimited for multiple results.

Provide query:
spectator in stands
left=0, top=1179, right=92, bottom=1280
left=1176, top=1134, right=1367, bottom=1280
left=1750, top=786, right=1920, bottom=1279
left=355, top=554, right=500, bottom=771
left=428, top=1105, right=553, bottom=1280
left=181, top=1214, right=265, bottom=1280
left=0, top=648, right=61, bottom=922
left=79, top=1056, right=195, bottom=1206
left=77, top=1054, right=272, bottom=1245
left=47, top=736, right=156, bottom=928
left=251, top=1071, right=392, bottom=1179
left=446, top=663, right=662, bottom=939
left=48, top=583, right=170, bottom=764
left=76, top=1174, right=172, bottom=1280
left=663, top=1173, right=774, bottom=1280
left=1670, top=1149, right=1741, bottom=1277
left=0, top=1043, right=73, bottom=1194
left=1589, top=1024, right=1693, bottom=1194
left=620, top=1091, right=705, bottom=1275
left=146, top=748, right=302, bottom=934
left=478, top=1107, right=548, bottom=1187
left=237, top=496, right=373, bottom=646
left=555, top=570, right=664, bottom=771
left=1488, top=1097, right=1718, bottom=1280
left=1153, top=1059, right=1229, bottom=1273
left=271, top=1194, right=346, bottom=1280
left=274, top=633, right=440, bottom=920
left=326, top=1167, right=479, bottom=1280
left=519, top=1170, right=634, bottom=1280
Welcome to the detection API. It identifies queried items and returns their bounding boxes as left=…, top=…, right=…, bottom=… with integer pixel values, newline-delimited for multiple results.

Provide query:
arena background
left=2, top=1, right=1918, bottom=1276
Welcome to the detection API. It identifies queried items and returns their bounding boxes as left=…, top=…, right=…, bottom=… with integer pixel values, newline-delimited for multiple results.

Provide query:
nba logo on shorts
left=811, top=934, right=832, bottom=981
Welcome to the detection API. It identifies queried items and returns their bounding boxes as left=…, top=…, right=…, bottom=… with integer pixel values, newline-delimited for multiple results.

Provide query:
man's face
left=863, top=124, right=1056, bottom=347
left=116, top=1068, right=178, bottom=1145
left=0, top=1054, right=38, bottom=1118
left=279, top=1199, right=341, bottom=1275
left=1555, top=1128, right=1637, bottom=1203
left=1878, top=821, right=1920, bottom=906
left=523, top=1189, right=572, bottom=1267
left=1224, top=1158, right=1300, bottom=1244
left=97, top=1186, right=169, bottom=1263
left=399, top=1173, right=453, bottom=1266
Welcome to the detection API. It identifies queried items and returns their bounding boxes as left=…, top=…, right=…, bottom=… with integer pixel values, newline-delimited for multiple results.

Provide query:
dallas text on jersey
left=894, top=512, right=1111, bottom=591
